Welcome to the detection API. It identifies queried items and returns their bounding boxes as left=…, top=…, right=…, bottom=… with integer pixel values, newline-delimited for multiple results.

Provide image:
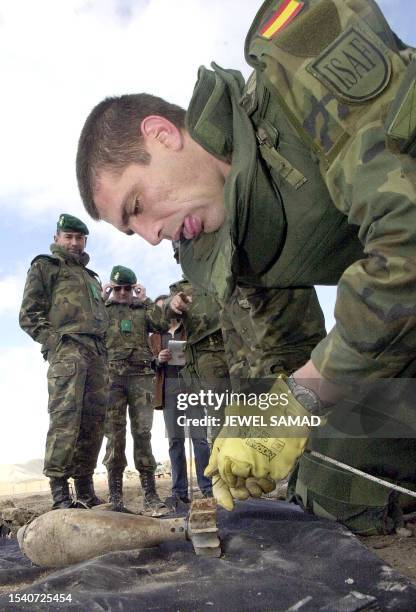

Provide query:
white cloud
left=0, top=0, right=258, bottom=219
left=0, top=273, right=26, bottom=316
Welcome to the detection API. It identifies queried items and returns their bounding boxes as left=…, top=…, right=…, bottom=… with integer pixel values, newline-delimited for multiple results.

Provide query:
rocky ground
left=1, top=475, right=416, bottom=586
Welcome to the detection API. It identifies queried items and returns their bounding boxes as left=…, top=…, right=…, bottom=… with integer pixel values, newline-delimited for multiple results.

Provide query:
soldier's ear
left=140, top=116, right=183, bottom=152
left=53, top=234, right=58, bottom=243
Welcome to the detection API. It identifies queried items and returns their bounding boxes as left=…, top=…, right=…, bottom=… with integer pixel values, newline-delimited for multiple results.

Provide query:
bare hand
left=170, top=292, right=192, bottom=314
left=102, top=283, right=113, bottom=300
left=158, top=349, right=172, bottom=363
left=133, top=283, right=146, bottom=301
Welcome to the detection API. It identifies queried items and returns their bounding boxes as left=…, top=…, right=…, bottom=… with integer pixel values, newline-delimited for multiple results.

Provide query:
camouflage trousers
left=103, top=372, right=156, bottom=474
left=45, top=339, right=108, bottom=479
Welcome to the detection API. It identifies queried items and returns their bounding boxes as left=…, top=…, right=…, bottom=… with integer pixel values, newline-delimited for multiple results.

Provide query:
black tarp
left=1, top=500, right=415, bottom=611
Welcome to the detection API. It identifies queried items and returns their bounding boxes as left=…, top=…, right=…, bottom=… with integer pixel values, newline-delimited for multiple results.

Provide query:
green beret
left=110, top=265, right=137, bottom=286
left=57, top=213, right=89, bottom=235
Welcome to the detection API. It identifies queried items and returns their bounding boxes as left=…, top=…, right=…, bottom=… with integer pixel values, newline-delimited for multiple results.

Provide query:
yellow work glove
left=205, top=377, right=316, bottom=490
left=206, top=437, right=276, bottom=511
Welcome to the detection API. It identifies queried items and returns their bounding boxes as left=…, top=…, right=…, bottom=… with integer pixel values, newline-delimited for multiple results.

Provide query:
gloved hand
left=207, top=437, right=276, bottom=510
left=205, top=377, right=313, bottom=490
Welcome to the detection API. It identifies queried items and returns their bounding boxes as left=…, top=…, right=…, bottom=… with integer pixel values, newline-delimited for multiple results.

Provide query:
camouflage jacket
left=169, top=279, right=223, bottom=350
left=169, top=279, right=227, bottom=385
left=179, top=0, right=416, bottom=381
left=105, top=299, right=168, bottom=375
left=19, top=244, right=108, bottom=357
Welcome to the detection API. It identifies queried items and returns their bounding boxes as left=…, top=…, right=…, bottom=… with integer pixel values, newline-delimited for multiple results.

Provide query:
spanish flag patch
left=260, top=0, right=304, bottom=39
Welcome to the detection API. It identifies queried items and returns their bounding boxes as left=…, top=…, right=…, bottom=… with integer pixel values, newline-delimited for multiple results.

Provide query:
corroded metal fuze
left=186, top=498, right=221, bottom=557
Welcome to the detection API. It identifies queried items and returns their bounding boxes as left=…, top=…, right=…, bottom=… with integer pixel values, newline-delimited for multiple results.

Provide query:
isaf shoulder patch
left=307, top=26, right=391, bottom=103
left=259, top=0, right=304, bottom=39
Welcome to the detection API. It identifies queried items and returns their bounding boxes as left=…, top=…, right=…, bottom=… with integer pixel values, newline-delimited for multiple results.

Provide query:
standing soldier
left=168, top=242, right=230, bottom=436
left=169, top=276, right=230, bottom=444
left=19, top=214, right=108, bottom=510
left=103, top=265, right=168, bottom=514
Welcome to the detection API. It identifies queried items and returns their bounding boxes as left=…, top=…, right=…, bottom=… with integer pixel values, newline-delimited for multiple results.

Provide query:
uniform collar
left=50, top=243, right=90, bottom=266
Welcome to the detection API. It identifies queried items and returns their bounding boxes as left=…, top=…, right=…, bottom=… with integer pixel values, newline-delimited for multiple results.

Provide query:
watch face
left=287, top=378, right=318, bottom=414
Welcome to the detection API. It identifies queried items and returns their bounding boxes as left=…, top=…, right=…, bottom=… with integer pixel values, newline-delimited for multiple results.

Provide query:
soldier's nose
left=129, top=219, right=162, bottom=246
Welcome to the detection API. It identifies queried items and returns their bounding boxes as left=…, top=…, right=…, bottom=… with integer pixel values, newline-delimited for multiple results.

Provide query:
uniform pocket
left=48, top=361, right=76, bottom=378
left=47, top=360, right=77, bottom=413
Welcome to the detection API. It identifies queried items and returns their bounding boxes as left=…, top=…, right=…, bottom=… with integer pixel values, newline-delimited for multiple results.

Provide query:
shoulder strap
left=85, top=267, right=99, bottom=279
left=30, top=254, right=60, bottom=267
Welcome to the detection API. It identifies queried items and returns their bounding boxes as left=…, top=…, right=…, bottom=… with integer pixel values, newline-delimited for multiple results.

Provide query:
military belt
left=109, top=359, right=153, bottom=373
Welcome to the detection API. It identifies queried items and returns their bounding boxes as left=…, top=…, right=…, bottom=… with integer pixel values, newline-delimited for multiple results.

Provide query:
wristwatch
left=286, top=376, right=328, bottom=416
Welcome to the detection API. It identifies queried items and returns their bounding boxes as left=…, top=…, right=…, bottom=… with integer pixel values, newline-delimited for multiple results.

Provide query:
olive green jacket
left=105, top=299, right=168, bottom=374
left=169, top=278, right=222, bottom=346
left=19, top=244, right=108, bottom=357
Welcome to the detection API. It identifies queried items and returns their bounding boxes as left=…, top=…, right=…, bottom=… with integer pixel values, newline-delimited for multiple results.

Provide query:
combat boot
left=140, top=471, right=168, bottom=516
left=49, top=477, right=74, bottom=510
left=107, top=470, right=125, bottom=512
left=74, top=475, right=104, bottom=508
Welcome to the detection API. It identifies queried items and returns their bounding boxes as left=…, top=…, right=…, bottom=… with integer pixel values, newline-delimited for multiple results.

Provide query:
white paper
left=168, top=340, right=186, bottom=366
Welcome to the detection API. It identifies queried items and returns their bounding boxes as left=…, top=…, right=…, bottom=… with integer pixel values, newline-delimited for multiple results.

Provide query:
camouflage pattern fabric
left=221, top=286, right=326, bottom=379
left=169, top=278, right=223, bottom=346
left=245, top=0, right=416, bottom=533
left=103, top=301, right=167, bottom=473
left=178, top=0, right=416, bottom=534
left=19, top=244, right=108, bottom=479
left=168, top=278, right=229, bottom=384
left=103, top=374, right=156, bottom=473
left=45, top=339, right=108, bottom=478
left=244, top=0, right=416, bottom=381
left=220, top=287, right=257, bottom=381
left=105, top=299, right=168, bottom=370
left=19, top=244, right=108, bottom=358
left=169, top=279, right=230, bottom=439
left=181, top=0, right=416, bottom=382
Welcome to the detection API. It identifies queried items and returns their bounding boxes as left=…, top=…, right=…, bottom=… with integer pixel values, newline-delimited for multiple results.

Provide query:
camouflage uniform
left=177, top=0, right=416, bottom=532
left=170, top=277, right=230, bottom=407
left=221, top=285, right=326, bottom=380
left=220, top=287, right=257, bottom=381
left=103, top=299, right=168, bottom=474
left=170, top=279, right=229, bottom=387
left=19, top=243, right=108, bottom=480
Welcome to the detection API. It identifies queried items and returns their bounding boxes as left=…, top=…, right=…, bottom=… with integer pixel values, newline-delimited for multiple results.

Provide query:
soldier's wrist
left=286, top=376, right=331, bottom=416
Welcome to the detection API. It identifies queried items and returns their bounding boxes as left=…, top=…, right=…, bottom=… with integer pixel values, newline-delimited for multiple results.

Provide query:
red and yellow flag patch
left=260, top=0, right=304, bottom=39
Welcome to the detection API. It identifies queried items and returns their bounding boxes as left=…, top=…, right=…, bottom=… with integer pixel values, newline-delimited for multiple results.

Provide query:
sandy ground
left=1, top=475, right=416, bottom=588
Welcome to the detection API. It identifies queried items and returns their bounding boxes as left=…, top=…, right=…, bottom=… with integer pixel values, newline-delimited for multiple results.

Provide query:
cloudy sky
left=0, top=0, right=414, bottom=468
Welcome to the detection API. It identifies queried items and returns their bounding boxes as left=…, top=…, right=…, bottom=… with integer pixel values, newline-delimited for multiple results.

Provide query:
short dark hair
left=76, top=94, right=186, bottom=220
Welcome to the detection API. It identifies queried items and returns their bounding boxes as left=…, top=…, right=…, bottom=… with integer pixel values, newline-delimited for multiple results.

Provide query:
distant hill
left=0, top=459, right=46, bottom=484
